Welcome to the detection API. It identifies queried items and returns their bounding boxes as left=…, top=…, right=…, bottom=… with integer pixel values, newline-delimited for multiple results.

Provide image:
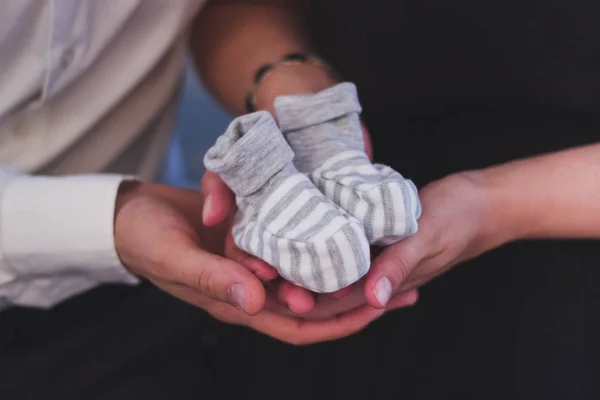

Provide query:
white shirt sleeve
left=0, top=165, right=139, bottom=310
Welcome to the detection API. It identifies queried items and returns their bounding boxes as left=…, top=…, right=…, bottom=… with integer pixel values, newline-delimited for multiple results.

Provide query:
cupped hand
left=154, top=280, right=403, bottom=346
left=265, top=281, right=419, bottom=321
left=201, top=123, right=378, bottom=315
left=279, top=170, right=494, bottom=320
left=114, top=182, right=276, bottom=315
left=363, top=171, right=499, bottom=307
left=113, top=181, right=402, bottom=345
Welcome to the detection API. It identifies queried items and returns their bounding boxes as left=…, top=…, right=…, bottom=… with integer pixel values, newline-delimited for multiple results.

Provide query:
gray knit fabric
left=203, top=112, right=293, bottom=199
left=204, top=111, right=370, bottom=292
left=275, top=82, right=364, bottom=174
left=275, top=83, right=421, bottom=245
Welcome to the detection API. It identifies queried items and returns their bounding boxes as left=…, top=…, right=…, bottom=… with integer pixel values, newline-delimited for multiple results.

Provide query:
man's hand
left=112, top=181, right=411, bottom=345
left=158, top=281, right=402, bottom=346
left=113, top=182, right=276, bottom=315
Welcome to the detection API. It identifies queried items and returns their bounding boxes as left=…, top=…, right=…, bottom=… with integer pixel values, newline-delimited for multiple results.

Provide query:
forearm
left=477, top=143, right=600, bottom=244
left=191, top=0, right=336, bottom=116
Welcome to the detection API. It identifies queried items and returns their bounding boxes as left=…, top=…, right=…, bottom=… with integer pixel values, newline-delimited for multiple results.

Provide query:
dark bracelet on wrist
left=245, top=53, right=337, bottom=113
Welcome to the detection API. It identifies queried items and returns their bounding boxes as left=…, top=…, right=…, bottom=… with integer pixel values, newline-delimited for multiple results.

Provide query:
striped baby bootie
left=275, top=83, right=421, bottom=246
left=204, top=111, right=370, bottom=293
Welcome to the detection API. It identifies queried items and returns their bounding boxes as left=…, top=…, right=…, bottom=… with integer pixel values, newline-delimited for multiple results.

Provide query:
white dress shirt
left=0, top=0, right=206, bottom=310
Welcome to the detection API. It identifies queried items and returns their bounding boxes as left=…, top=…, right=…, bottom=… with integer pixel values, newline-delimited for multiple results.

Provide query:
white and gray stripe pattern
left=205, top=111, right=370, bottom=293
left=231, top=171, right=371, bottom=293
left=312, top=150, right=421, bottom=245
left=275, top=82, right=422, bottom=246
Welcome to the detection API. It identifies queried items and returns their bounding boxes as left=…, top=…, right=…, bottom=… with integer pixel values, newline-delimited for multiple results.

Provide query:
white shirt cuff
left=1, top=174, right=139, bottom=286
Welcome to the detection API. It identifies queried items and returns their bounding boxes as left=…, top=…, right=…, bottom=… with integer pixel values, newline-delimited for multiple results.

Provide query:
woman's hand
left=363, top=171, right=506, bottom=307
left=296, top=141, right=600, bottom=319
left=280, top=170, right=498, bottom=321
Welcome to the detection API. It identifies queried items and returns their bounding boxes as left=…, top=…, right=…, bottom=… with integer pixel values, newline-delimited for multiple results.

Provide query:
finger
left=250, top=303, right=386, bottom=346
left=264, top=291, right=297, bottom=316
left=385, top=289, right=419, bottom=311
left=276, top=280, right=315, bottom=314
left=237, top=254, right=278, bottom=282
left=299, top=280, right=367, bottom=321
left=302, top=291, right=368, bottom=321
left=396, top=277, right=429, bottom=294
left=224, top=230, right=278, bottom=282
left=201, top=171, right=234, bottom=227
left=364, top=236, right=427, bottom=308
left=164, top=233, right=267, bottom=315
left=164, top=279, right=385, bottom=346
left=152, top=279, right=252, bottom=326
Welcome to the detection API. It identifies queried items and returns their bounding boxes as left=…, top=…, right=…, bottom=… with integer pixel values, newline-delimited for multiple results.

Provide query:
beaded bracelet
left=245, top=53, right=337, bottom=113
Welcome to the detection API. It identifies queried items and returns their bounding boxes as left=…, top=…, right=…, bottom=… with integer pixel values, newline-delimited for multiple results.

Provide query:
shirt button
left=60, top=47, right=76, bottom=69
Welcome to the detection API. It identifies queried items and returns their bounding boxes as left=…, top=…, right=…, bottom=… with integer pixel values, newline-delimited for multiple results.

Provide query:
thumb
left=364, top=236, right=427, bottom=308
left=201, top=171, right=234, bottom=227
left=166, top=236, right=267, bottom=315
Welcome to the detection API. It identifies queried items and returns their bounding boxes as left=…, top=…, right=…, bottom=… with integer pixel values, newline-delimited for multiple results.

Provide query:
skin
left=110, top=0, right=413, bottom=345
left=192, top=0, right=379, bottom=316
left=114, top=181, right=417, bottom=345
left=115, top=0, right=600, bottom=343
left=201, top=142, right=600, bottom=326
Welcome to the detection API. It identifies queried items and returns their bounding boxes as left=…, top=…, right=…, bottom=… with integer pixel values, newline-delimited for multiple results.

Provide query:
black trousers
left=1, top=240, right=598, bottom=400
left=0, top=283, right=220, bottom=400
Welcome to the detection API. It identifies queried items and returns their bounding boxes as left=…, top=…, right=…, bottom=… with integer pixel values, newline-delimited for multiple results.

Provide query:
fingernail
left=374, top=277, right=392, bottom=306
left=229, top=283, right=247, bottom=312
left=202, top=195, right=213, bottom=224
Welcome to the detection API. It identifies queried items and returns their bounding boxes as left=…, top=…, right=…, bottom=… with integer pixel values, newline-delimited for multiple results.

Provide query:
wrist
left=463, top=168, right=531, bottom=248
left=114, top=180, right=146, bottom=271
left=115, top=181, right=144, bottom=222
